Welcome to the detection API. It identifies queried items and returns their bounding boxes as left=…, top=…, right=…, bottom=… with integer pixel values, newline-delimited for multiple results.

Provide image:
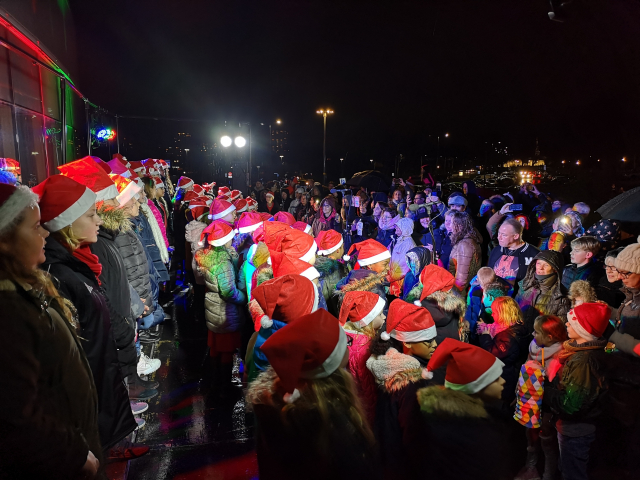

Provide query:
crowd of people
left=1, top=157, right=639, bottom=480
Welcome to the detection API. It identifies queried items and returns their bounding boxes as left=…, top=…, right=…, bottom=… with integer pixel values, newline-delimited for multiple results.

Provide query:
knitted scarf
left=73, top=245, right=102, bottom=284
left=316, top=208, right=337, bottom=225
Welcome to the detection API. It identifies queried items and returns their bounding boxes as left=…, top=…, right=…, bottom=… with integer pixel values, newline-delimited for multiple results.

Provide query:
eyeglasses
left=618, top=270, right=633, bottom=279
left=604, top=265, right=618, bottom=272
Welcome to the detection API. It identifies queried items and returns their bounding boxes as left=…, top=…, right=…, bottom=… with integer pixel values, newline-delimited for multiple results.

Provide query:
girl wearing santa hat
left=339, top=291, right=386, bottom=426
left=36, top=175, right=138, bottom=453
left=315, top=229, right=350, bottom=316
left=0, top=183, right=104, bottom=478
left=366, top=298, right=439, bottom=479
left=195, top=220, right=247, bottom=395
left=417, top=339, right=511, bottom=480
left=246, top=309, right=380, bottom=480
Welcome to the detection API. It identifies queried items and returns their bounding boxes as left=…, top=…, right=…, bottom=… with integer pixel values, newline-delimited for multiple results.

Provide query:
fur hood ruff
left=366, top=348, right=425, bottom=393
left=417, top=385, right=489, bottom=419
left=406, top=284, right=466, bottom=317
left=336, top=270, right=388, bottom=299
left=98, top=205, right=132, bottom=234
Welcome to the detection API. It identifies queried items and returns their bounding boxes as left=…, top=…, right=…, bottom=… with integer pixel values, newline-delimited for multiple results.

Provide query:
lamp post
left=221, top=135, right=245, bottom=189
left=340, top=158, right=344, bottom=178
left=184, top=148, right=190, bottom=175
left=316, top=109, right=334, bottom=184
left=436, top=133, right=449, bottom=170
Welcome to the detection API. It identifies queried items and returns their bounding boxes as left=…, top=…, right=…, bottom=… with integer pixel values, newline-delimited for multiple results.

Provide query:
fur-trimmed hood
left=366, top=348, right=425, bottom=393
left=246, top=366, right=280, bottom=409
left=407, top=284, right=466, bottom=317
left=185, top=220, right=207, bottom=245
left=417, top=385, right=489, bottom=419
left=336, top=270, right=388, bottom=299
left=256, top=265, right=274, bottom=287
left=98, top=204, right=132, bottom=234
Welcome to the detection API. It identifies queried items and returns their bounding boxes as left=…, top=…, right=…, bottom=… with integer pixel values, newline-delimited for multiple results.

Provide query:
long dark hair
left=368, top=325, right=403, bottom=357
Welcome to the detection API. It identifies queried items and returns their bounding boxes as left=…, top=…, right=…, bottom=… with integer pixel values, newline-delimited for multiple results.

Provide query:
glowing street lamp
left=220, top=135, right=232, bottom=147
left=317, top=108, right=334, bottom=183
left=234, top=136, right=246, bottom=148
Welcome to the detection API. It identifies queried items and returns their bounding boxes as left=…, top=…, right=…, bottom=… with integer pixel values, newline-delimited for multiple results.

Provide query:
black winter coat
left=0, top=280, right=104, bottom=479
left=41, top=238, right=136, bottom=450
left=114, top=227, right=153, bottom=307
left=91, top=227, right=137, bottom=378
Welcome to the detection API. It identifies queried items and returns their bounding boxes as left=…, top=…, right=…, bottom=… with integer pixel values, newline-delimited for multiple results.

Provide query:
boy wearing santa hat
left=315, top=229, right=351, bottom=316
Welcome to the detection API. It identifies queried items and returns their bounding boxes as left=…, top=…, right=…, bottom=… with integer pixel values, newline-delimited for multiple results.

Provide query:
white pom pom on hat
left=342, top=254, right=351, bottom=261
left=414, top=300, right=422, bottom=306
left=261, top=315, right=273, bottom=329
left=421, top=368, right=434, bottom=380
left=380, top=331, right=390, bottom=341
left=283, top=388, right=301, bottom=404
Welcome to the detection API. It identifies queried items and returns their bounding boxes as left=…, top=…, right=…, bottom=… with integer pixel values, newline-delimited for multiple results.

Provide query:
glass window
left=41, top=68, right=60, bottom=120
left=9, top=51, right=41, bottom=112
left=0, top=43, right=11, bottom=102
left=44, top=118, right=63, bottom=175
left=15, top=108, right=46, bottom=186
left=0, top=103, right=16, bottom=159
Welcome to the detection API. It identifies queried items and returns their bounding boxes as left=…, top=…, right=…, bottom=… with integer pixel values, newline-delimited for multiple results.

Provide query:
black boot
left=514, top=446, right=541, bottom=480
left=540, top=434, right=559, bottom=480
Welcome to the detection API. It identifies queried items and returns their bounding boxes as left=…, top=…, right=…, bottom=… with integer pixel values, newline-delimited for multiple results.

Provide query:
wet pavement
left=123, top=290, right=258, bottom=480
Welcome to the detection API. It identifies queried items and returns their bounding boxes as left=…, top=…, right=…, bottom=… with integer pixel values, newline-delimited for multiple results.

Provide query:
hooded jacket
left=0, top=280, right=103, bottom=479
left=311, top=196, right=343, bottom=237
left=448, top=228, right=483, bottom=296
left=515, top=250, right=571, bottom=328
left=196, top=246, right=246, bottom=333
left=184, top=220, right=207, bottom=286
left=131, top=208, right=169, bottom=282
left=390, top=217, right=416, bottom=280
left=336, top=270, right=389, bottom=313
left=343, top=330, right=377, bottom=426
left=401, top=246, right=432, bottom=300
left=41, top=237, right=136, bottom=450
left=315, top=255, right=350, bottom=317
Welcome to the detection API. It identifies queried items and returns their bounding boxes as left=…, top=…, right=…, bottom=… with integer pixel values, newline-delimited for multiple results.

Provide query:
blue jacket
left=131, top=212, right=169, bottom=282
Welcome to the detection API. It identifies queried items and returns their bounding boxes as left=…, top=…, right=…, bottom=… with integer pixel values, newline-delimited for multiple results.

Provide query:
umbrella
left=345, top=170, right=391, bottom=192
left=596, top=186, right=640, bottom=222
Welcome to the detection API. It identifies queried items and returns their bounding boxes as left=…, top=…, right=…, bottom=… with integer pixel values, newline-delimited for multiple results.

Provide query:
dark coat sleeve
left=0, top=294, right=88, bottom=478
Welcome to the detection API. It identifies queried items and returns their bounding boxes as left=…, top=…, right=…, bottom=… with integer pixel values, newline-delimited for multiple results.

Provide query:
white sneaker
left=137, top=353, right=161, bottom=376
left=135, top=417, right=146, bottom=430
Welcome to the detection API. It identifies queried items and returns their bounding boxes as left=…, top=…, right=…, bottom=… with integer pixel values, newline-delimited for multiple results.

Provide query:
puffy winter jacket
left=196, top=246, right=247, bottom=333
left=131, top=209, right=169, bottom=282
left=345, top=330, right=377, bottom=426
left=146, top=199, right=169, bottom=251
left=315, top=255, right=350, bottom=317
left=390, top=219, right=417, bottom=280
left=184, top=220, right=207, bottom=286
left=114, top=226, right=153, bottom=308
left=448, top=232, right=482, bottom=296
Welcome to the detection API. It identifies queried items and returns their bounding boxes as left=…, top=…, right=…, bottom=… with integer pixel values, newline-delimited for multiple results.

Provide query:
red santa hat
left=188, top=197, right=209, bottom=221
left=338, top=291, right=386, bottom=329
left=91, top=156, right=112, bottom=174
left=192, top=184, right=205, bottom=196
left=32, top=175, right=97, bottom=232
left=199, top=220, right=235, bottom=247
left=343, top=239, right=390, bottom=266
left=253, top=220, right=290, bottom=244
left=273, top=211, right=296, bottom=226
left=424, top=338, right=504, bottom=393
left=229, top=189, right=242, bottom=201
left=153, top=177, right=165, bottom=189
left=246, top=197, right=258, bottom=210
left=177, top=176, right=194, bottom=190
left=183, top=190, right=199, bottom=205
left=234, top=198, right=248, bottom=214
left=260, top=309, right=347, bottom=403
left=292, top=221, right=313, bottom=235
left=235, top=211, right=262, bottom=234
left=270, top=251, right=320, bottom=281
left=208, top=198, right=236, bottom=220
left=315, top=229, right=344, bottom=256
left=107, top=157, right=130, bottom=177
left=381, top=299, right=436, bottom=344
left=128, top=161, right=146, bottom=175
left=157, top=159, right=168, bottom=169
left=217, top=186, right=231, bottom=197
left=57, top=156, right=119, bottom=202
left=109, top=174, right=141, bottom=207
left=258, top=212, right=273, bottom=221
left=280, top=229, right=317, bottom=262
left=567, top=303, right=611, bottom=342
left=0, top=184, right=39, bottom=235
left=142, top=158, right=159, bottom=176
left=252, top=274, right=320, bottom=330
left=419, top=264, right=455, bottom=301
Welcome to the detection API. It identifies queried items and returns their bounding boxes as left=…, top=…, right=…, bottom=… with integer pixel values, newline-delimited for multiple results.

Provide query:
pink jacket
left=345, top=330, right=377, bottom=427
left=147, top=199, right=169, bottom=249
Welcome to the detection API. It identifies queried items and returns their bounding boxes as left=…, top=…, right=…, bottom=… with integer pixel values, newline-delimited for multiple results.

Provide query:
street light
left=184, top=148, right=190, bottom=174
left=317, top=108, right=334, bottom=184
left=234, top=136, right=246, bottom=148
left=280, top=155, right=284, bottom=164
left=220, top=136, right=232, bottom=147
left=340, top=158, right=344, bottom=177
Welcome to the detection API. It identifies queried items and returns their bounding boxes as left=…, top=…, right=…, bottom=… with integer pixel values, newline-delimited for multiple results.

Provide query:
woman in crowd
left=376, top=207, right=398, bottom=248
left=312, top=195, right=342, bottom=236
left=390, top=217, right=416, bottom=282
left=141, top=177, right=169, bottom=251
left=133, top=189, right=170, bottom=283
left=448, top=211, right=482, bottom=296
left=596, top=247, right=626, bottom=308
left=295, top=193, right=314, bottom=224
left=264, top=192, right=280, bottom=215
left=0, top=183, right=103, bottom=479
left=280, top=189, right=292, bottom=213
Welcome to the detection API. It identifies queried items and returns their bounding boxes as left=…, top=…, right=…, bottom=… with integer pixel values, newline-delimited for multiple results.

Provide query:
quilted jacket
left=345, top=330, right=377, bottom=427
left=448, top=231, right=482, bottom=297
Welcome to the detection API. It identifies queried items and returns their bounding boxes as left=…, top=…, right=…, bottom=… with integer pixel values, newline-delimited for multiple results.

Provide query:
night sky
left=68, top=0, right=640, bottom=177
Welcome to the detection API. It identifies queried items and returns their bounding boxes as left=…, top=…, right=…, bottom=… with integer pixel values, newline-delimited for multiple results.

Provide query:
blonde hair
left=344, top=321, right=377, bottom=339
left=491, top=296, right=524, bottom=328
left=570, top=235, right=601, bottom=255
left=477, top=266, right=496, bottom=289
left=568, top=280, right=597, bottom=306
left=51, top=225, right=84, bottom=251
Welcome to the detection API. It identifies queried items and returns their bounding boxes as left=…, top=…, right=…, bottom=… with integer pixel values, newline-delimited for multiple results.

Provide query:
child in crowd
left=568, top=279, right=597, bottom=307
left=339, top=290, right=386, bottom=425
left=465, top=266, right=508, bottom=337
left=315, top=229, right=350, bottom=316
left=337, top=239, right=391, bottom=308
left=514, top=315, right=568, bottom=480
left=366, top=298, right=438, bottom=479
left=246, top=309, right=380, bottom=480
left=543, top=303, right=610, bottom=480
left=561, top=236, right=604, bottom=290
left=477, top=296, right=530, bottom=406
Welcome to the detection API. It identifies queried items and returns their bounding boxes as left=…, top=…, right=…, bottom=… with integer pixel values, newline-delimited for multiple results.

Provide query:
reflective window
left=9, top=51, right=41, bottom=112
left=0, top=103, right=16, bottom=159
left=15, top=108, right=46, bottom=186
left=41, top=68, right=60, bottom=120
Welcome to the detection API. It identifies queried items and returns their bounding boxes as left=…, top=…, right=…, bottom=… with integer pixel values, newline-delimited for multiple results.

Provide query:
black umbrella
left=596, top=186, right=640, bottom=222
left=345, top=170, right=392, bottom=192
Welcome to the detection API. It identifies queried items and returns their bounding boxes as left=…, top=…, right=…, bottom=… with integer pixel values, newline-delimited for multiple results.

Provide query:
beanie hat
left=58, top=156, right=119, bottom=202
left=260, top=308, right=347, bottom=403
left=234, top=198, right=248, bottom=214
left=128, top=161, right=145, bottom=176
left=183, top=190, right=199, bottom=205
left=419, top=264, right=455, bottom=301
left=33, top=175, right=97, bottom=232
left=424, top=338, right=504, bottom=393
left=0, top=184, right=39, bottom=235
left=567, top=303, right=611, bottom=341
left=153, top=177, right=165, bottom=189
left=614, top=238, right=640, bottom=275
left=192, top=184, right=205, bottom=196
left=315, top=229, right=344, bottom=256
left=292, top=221, right=313, bottom=234
left=270, top=251, right=320, bottom=281
left=217, top=186, right=230, bottom=197
left=109, top=174, right=141, bottom=207
left=344, top=239, right=390, bottom=266
left=107, top=157, right=130, bottom=177
left=235, top=212, right=262, bottom=234
left=447, top=194, right=468, bottom=207
left=381, top=299, right=436, bottom=343
left=273, top=211, right=296, bottom=226
left=208, top=198, right=236, bottom=220
left=187, top=197, right=209, bottom=222
left=280, top=229, right=318, bottom=262
left=252, top=274, right=320, bottom=329
left=533, top=250, right=565, bottom=274
left=338, top=291, right=386, bottom=328
left=199, top=220, right=234, bottom=247
left=177, top=176, right=194, bottom=190
left=230, top=189, right=242, bottom=202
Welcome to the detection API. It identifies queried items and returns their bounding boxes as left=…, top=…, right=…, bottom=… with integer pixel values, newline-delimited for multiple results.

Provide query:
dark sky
left=68, top=0, right=640, bottom=177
